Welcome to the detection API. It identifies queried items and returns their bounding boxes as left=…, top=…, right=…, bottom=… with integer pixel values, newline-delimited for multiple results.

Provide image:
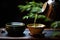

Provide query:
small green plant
left=51, top=21, right=60, bottom=37
left=18, top=0, right=51, bottom=28
left=51, top=21, right=60, bottom=28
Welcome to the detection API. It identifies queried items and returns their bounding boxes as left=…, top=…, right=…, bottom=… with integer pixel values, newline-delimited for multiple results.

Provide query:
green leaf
left=28, top=13, right=35, bottom=18
left=44, top=18, right=51, bottom=22
left=23, top=16, right=29, bottom=19
left=31, top=7, right=42, bottom=13
left=51, top=22, right=57, bottom=28
left=18, top=5, right=23, bottom=8
left=51, top=21, right=60, bottom=28
left=28, top=1, right=36, bottom=6
left=18, top=5, right=31, bottom=12
left=37, top=15, right=46, bottom=19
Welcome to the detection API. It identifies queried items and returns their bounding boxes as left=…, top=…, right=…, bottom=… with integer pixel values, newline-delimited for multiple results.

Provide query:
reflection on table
left=0, top=28, right=60, bottom=39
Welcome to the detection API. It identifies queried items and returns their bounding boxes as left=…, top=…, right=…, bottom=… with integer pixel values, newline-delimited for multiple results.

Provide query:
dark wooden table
left=0, top=28, right=60, bottom=40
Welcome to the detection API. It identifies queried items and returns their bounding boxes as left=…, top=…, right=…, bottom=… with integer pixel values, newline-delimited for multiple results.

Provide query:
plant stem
left=34, top=13, right=38, bottom=27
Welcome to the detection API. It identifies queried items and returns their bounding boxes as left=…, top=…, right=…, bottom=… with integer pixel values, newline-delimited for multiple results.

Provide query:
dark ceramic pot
left=5, top=22, right=26, bottom=36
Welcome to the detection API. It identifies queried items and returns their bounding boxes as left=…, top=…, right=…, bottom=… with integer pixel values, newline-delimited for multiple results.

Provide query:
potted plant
left=18, top=1, right=46, bottom=35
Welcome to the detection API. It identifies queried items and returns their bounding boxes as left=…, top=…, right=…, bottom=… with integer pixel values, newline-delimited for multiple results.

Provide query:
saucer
left=0, top=28, right=25, bottom=37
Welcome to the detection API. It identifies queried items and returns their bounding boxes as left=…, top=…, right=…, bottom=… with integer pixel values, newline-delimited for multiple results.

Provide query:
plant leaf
left=23, top=16, right=29, bottom=19
left=31, top=7, right=42, bottom=13
left=37, top=15, right=46, bottom=19
left=51, top=21, right=60, bottom=28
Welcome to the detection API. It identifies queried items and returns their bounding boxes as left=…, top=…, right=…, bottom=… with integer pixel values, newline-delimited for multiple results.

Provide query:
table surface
left=0, top=28, right=60, bottom=39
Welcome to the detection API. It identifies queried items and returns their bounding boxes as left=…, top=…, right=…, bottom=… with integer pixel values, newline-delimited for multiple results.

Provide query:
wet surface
left=0, top=28, right=60, bottom=38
